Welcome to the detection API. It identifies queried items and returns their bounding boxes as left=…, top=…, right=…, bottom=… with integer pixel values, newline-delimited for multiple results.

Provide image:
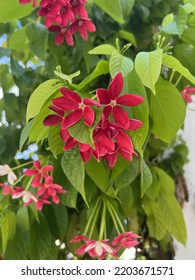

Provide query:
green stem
left=106, top=200, right=120, bottom=235
left=84, top=197, right=102, bottom=236
left=25, top=177, right=34, bottom=191
left=88, top=201, right=102, bottom=239
left=169, top=69, right=176, bottom=83
left=12, top=161, right=33, bottom=171
left=12, top=174, right=25, bottom=186
left=99, top=199, right=107, bottom=240
left=175, top=74, right=182, bottom=87
left=107, top=200, right=125, bottom=232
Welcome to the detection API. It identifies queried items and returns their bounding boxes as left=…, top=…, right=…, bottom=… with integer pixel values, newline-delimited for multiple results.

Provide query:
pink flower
left=19, top=0, right=37, bottom=7
left=96, top=73, right=144, bottom=129
left=52, top=87, right=100, bottom=128
left=70, top=18, right=96, bottom=41
left=71, top=235, right=117, bottom=259
left=181, top=85, right=195, bottom=103
left=0, top=183, right=13, bottom=195
left=70, top=0, right=88, bottom=18
left=24, top=160, right=53, bottom=186
left=50, top=26, right=74, bottom=46
left=112, top=232, right=141, bottom=252
left=36, top=176, right=67, bottom=204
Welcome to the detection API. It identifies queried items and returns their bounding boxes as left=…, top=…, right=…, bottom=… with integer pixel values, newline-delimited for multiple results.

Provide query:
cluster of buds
left=0, top=161, right=67, bottom=210
left=71, top=232, right=141, bottom=259
left=43, top=72, right=144, bottom=168
left=19, top=0, right=96, bottom=46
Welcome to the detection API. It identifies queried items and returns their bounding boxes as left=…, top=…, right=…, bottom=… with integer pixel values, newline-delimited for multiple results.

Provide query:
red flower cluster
left=0, top=160, right=67, bottom=210
left=181, top=85, right=195, bottom=103
left=44, top=72, right=144, bottom=168
left=71, top=232, right=141, bottom=259
left=19, top=0, right=96, bottom=46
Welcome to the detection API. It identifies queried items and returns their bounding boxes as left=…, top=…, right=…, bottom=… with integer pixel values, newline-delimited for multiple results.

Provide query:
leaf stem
left=84, top=197, right=102, bottom=236
left=99, top=199, right=107, bottom=240
left=107, top=200, right=125, bottom=232
left=169, top=69, right=176, bottom=83
left=106, top=200, right=120, bottom=235
left=175, top=74, right=182, bottom=87
left=12, top=161, right=33, bottom=171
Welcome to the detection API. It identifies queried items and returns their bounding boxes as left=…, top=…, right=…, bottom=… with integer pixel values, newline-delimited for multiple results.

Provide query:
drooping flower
left=181, top=85, right=195, bottom=103
left=71, top=235, right=117, bottom=259
left=49, top=26, right=74, bottom=46
left=96, top=72, right=144, bottom=129
left=24, top=160, right=53, bottom=185
left=0, top=183, right=13, bottom=195
left=112, top=232, right=141, bottom=252
left=70, top=17, right=96, bottom=41
left=0, top=164, right=17, bottom=185
left=52, top=87, right=100, bottom=128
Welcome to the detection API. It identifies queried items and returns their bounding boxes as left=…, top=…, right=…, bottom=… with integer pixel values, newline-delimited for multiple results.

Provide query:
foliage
left=0, top=0, right=194, bottom=260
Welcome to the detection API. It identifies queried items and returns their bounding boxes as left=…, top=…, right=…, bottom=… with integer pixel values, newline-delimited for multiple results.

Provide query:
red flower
left=70, top=18, right=96, bottom=41
left=96, top=73, right=144, bottom=129
left=52, top=87, right=100, bottom=128
left=112, top=232, right=141, bottom=251
left=36, top=176, right=67, bottom=204
left=0, top=183, right=13, bottom=195
left=71, top=235, right=117, bottom=259
left=70, top=0, right=88, bottom=18
left=52, top=26, right=74, bottom=46
left=19, top=0, right=37, bottom=7
left=24, top=160, right=53, bottom=185
left=181, top=85, right=195, bottom=103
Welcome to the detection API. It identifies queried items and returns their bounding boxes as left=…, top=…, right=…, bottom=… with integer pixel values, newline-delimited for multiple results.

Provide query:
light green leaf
left=68, top=108, right=102, bottom=149
left=181, top=27, right=195, bottom=46
left=150, top=77, right=186, bottom=143
left=121, top=0, right=135, bottom=18
left=8, top=28, right=28, bottom=51
left=19, top=120, right=34, bottom=150
left=94, top=0, right=124, bottom=24
left=25, top=22, right=48, bottom=59
left=143, top=198, right=167, bottom=240
left=117, top=30, right=137, bottom=47
left=48, top=125, right=64, bottom=157
left=162, top=53, right=195, bottom=84
left=0, top=0, right=35, bottom=22
left=26, top=79, right=63, bottom=122
left=54, top=68, right=80, bottom=84
left=1, top=211, right=16, bottom=253
left=109, top=50, right=134, bottom=78
left=141, top=158, right=153, bottom=197
left=61, top=148, right=88, bottom=206
left=135, top=49, right=163, bottom=94
left=162, top=13, right=174, bottom=27
left=16, top=207, right=30, bottom=232
left=88, top=44, right=116, bottom=55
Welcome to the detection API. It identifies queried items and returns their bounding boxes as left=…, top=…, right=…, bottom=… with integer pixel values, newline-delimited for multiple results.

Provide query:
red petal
left=45, top=176, right=53, bottom=185
left=62, top=109, right=83, bottom=129
left=83, top=19, right=96, bottom=32
left=49, top=105, right=64, bottom=117
left=79, top=26, right=88, bottom=41
left=64, top=137, right=78, bottom=150
left=24, top=170, right=38, bottom=176
left=52, top=195, right=59, bottom=204
left=80, top=143, right=91, bottom=152
left=42, top=165, right=54, bottom=172
left=60, top=129, right=70, bottom=142
left=116, top=130, right=133, bottom=153
left=101, top=106, right=112, bottom=129
left=60, top=88, right=81, bottom=103
left=43, top=115, right=63, bottom=126
left=96, top=89, right=111, bottom=104
left=52, top=97, right=79, bottom=110
left=83, top=98, right=100, bottom=107
left=33, top=160, right=41, bottom=170
left=109, top=73, right=123, bottom=100
left=76, top=244, right=88, bottom=255
left=128, top=119, right=143, bottom=131
left=80, top=149, right=92, bottom=162
left=84, top=106, right=94, bottom=126
left=97, top=134, right=115, bottom=152
left=119, top=149, right=133, bottom=161
left=112, top=106, right=129, bottom=129
left=65, top=32, right=74, bottom=46
left=117, top=94, right=144, bottom=106
left=105, top=152, right=118, bottom=169
left=71, top=235, right=89, bottom=243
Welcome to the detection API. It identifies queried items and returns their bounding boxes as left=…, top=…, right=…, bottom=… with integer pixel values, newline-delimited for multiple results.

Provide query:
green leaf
left=0, top=0, right=35, bottom=22
left=29, top=214, right=52, bottom=259
left=0, top=135, right=6, bottom=155
left=181, top=27, right=195, bottom=46
left=88, top=44, right=116, bottom=55
left=48, top=125, right=64, bottom=157
left=54, top=68, right=80, bottom=84
left=74, top=60, right=109, bottom=90
left=19, top=120, right=34, bottom=150
left=25, top=22, right=48, bottom=59
left=16, top=207, right=30, bottom=232
left=109, top=50, right=134, bottom=78
left=121, top=0, right=135, bottom=19
left=52, top=203, right=68, bottom=239
left=150, top=77, right=186, bottom=143
left=143, top=198, right=167, bottom=240
left=126, top=70, right=149, bottom=156
left=140, top=158, right=153, bottom=197
left=117, top=30, right=137, bottom=47
left=1, top=211, right=16, bottom=253
left=94, top=0, right=124, bottom=24
left=162, top=53, right=195, bottom=84
left=26, top=79, right=63, bottom=122
left=68, top=108, right=102, bottom=149
left=8, top=28, right=28, bottom=51
left=61, top=148, right=88, bottom=206
left=135, top=49, right=163, bottom=94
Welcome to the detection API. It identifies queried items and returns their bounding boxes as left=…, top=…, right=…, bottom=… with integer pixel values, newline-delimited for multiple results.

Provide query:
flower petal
left=112, top=106, right=129, bottom=129
left=128, top=119, right=143, bottom=131
left=117, top=94, right=144, bottom=106
left=116, top=130, right=133, bottom=153
left=84, top=106, right=94, bottom=126
left=43, top=115, right=63, bottom=126
left=52, top=97, right=79, bottom=110
left=101, top=106, right=112, bottom=129
left=62, top=109, right=83, bottom=129
left=60, top=88, right=81, bottom=103
left=96, top=89, right=111, bottom=104
left=83, top=98, right=100, bottom=107
left=64, top=137, right=78, bottom=150
left=109, top=72, right=123, bottom=100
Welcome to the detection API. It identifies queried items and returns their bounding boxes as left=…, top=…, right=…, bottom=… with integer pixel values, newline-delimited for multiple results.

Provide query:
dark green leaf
left=140, top=158, right=153, bottom=197
left=94, top=0, right=124, bottom=24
